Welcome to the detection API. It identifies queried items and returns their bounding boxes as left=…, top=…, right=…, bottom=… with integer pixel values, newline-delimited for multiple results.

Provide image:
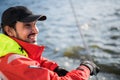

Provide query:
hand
left=80, top=61, right=100, bottom=76
left=54, top=66, right=68, bottom=76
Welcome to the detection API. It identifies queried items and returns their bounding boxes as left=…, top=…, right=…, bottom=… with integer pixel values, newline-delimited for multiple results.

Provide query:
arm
left=0, top=54, right=99, bottom=80
left=40, top=56, right=69, bottom=76
left=40, top=56, right=58, bottom=71
left=0, top=54, right=90, bottom=80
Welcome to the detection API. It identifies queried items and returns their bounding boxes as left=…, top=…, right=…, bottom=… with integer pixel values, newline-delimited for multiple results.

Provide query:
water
left=0, top=0, right=120, bottom=80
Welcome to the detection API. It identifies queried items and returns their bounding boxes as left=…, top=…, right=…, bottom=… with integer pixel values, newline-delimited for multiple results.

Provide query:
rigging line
left=68, top=0, right=91, bottom=57
left=68, top=0, right=99, bottom=80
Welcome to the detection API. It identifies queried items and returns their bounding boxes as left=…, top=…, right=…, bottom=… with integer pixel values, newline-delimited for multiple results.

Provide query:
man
left=0, top=6, right=99, bottom=80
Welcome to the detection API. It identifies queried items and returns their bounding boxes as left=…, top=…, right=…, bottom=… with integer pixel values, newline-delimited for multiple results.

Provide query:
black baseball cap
left=1, top=6, right=47, bottom=28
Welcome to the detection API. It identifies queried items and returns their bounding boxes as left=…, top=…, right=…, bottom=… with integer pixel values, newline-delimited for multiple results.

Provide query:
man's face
left=11, top=21, right=39, bottom=44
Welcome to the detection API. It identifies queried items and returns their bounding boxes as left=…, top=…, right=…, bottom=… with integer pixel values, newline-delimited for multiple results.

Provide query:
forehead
left=15, top=21, right=37, bottom=26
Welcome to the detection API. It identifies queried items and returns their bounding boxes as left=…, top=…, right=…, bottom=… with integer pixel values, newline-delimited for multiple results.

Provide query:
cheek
left=19, top=30, right=30, bottom=38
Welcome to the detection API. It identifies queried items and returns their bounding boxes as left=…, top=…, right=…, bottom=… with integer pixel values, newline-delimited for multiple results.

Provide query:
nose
left=32, top=26, right=39, bottom=34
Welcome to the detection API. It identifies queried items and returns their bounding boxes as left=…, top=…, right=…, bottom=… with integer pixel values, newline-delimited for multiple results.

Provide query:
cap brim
left=19, top=15, right=47, bottom=22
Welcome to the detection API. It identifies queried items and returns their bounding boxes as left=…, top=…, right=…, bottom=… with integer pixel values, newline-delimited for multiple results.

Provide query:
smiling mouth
left=28, top=34, right=37, bottom=43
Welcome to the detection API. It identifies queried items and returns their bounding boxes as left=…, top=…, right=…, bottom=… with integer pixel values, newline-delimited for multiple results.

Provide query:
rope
left=68, top=0, right=91, bottom=59
left=68, top=0, right=99, bottom=80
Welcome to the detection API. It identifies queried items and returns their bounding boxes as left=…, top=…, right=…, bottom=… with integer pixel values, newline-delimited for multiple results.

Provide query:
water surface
left=0, top=0, right=120, bottom=80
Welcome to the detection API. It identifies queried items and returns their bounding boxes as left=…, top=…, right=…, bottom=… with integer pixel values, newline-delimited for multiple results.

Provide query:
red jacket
left=0, top=36, right=90, bottom=80
left=12, top=37, right=58, bottom=71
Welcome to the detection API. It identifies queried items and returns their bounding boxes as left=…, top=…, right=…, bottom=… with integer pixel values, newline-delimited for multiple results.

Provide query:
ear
left=4, top=26, right=15, bottom=36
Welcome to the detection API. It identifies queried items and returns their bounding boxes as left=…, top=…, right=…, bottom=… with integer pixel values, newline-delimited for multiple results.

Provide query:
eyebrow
left=24, top=23, right=31, bottom=26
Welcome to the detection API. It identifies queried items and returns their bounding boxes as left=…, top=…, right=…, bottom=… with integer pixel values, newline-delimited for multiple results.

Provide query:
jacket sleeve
left=0, top=54, right=90, bottom=80
left=52, top=66, right=90, bottom=80
left=40, top=56, right=58, bottom=71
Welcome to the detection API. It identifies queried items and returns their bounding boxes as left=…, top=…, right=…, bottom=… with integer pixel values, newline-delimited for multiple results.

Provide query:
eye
left=24, top=23, right=32, bottom=29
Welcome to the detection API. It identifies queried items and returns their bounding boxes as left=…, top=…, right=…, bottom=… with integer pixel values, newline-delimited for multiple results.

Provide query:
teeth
left=29, top=35, right=35, bottom=40
left=30, top=36, right=34, bottom=39
left=30, top=36, right=35, bottom=39
left=28, top=35, right=37, bottom=43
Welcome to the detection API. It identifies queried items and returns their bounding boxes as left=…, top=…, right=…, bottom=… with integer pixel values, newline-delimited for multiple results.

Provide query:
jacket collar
left=0, top=34, right=27, bottom=57
left=11, top=37, right=45, bottom=60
